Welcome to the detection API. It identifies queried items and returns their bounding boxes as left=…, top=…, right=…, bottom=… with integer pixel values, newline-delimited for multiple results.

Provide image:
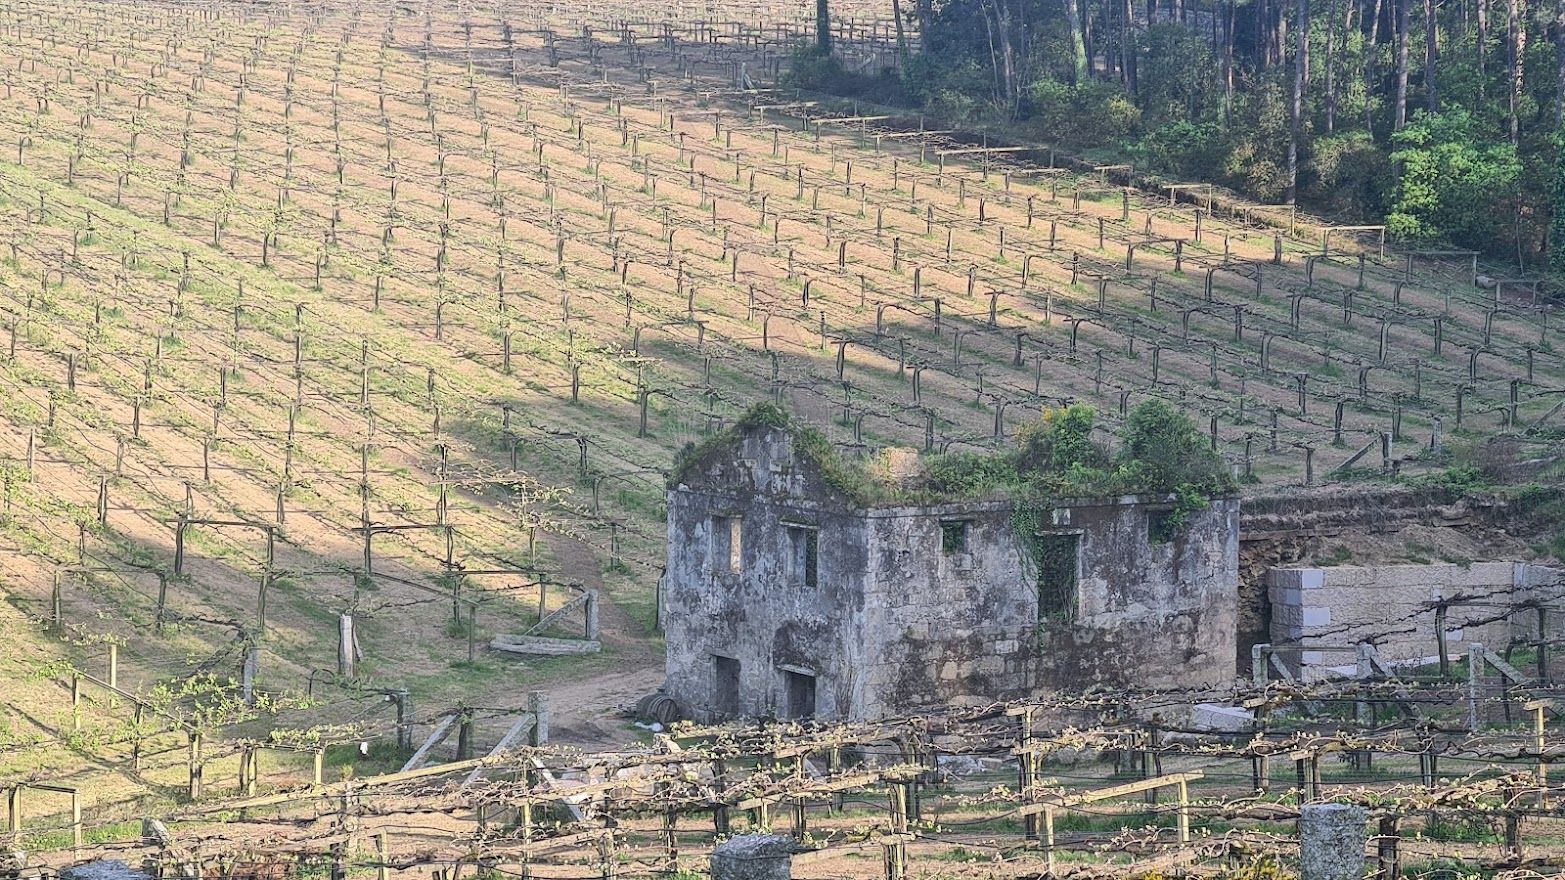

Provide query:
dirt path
left=537, top=534, right=666, bottom=749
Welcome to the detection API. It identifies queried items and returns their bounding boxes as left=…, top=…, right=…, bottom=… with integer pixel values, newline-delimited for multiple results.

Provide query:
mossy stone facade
left=662, top=424, right=1239, bottom=722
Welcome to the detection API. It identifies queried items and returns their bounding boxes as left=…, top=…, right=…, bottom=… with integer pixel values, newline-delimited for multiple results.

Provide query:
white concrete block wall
left=1265, top=563, right=1543, bottom=675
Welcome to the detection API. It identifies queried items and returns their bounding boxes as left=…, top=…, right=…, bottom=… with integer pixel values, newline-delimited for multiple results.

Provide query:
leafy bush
left=921, top=451, right=1018, bottom=498
left=1118, top=398, right=1230, bottom=495
left=1221, top=80, right=1293, bottom=202
left=1408, top=464, right=1489, bottom=494
left=1028, top=78, right=1140, bottom=147
left=1304, top=131, right=1393, bottom=218
left=1134, top=120, right=1227, bottom=180
left=673, top=402, right=1233, bottom=521
left=1014, top=404, right=1105, bottom=474
left=1387, top=109, right=1522, bottom=248
left=782, top=43, right=907, bottom=103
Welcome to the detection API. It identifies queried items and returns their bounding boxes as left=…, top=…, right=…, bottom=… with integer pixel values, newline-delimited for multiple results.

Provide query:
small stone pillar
left=528, top=691, right=550, bottom=745
left=1299, top=803, right=1367, bottom=880
left=711, top=834, right=794, bottom=880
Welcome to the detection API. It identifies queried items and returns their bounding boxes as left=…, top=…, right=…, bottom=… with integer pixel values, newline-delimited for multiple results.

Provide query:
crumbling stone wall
left=662, top=427, right=873, bottom=721
left=663, top=424, right=1240, bottom=722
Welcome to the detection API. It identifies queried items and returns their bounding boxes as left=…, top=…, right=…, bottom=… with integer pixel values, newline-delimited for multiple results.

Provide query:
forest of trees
left=792, top=0, right=1565, bottom=271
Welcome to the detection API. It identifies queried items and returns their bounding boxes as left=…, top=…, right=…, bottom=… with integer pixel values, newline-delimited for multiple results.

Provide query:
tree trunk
left=1083, top=0, right=1097, bottom=78
left=1555, top=0, right=1565, bottom=126
left=1258, top=0, right=1271, bottom=69
left=1279, top=2, right=1290, bottom=71
left=891, top=0, right=909, bottom=58
left=1395, top=0, right=1411, bottom=130
left=1424, top=0, right=1440, bottom=111
left=1223, top=0, right=1237, bottom=123
left=1066, top=0, right=1091, bottom=83
left=980, top=0, right=1003, bottom=104
left=1507, top=0, right=1524, bottom=144
left=1326, top=0, right=1340, bottom=132
left=1478, top=0, right=1489, bottom=101
left=816, top=0, right=832, bottom=52
left=997, top=0, right=1019, bottom=113
left=1290, top=0, right=1311, bottom=203
left=1365, top=0, right=1386, bottom=131
left=1122, top=0, right=1139, bottom=92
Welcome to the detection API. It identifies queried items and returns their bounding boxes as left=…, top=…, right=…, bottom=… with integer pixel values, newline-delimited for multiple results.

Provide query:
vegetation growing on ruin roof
left=671, top=401, right=1236, bottom=515
left=668, top=402, right=892, bottom=504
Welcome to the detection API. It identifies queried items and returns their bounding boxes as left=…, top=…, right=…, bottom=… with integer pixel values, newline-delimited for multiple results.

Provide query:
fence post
left=1532, top=701, right=1549, bottom=806
left=188, top=731, right=204, bottom=801
left=1468, top=642, right=1484, bottom=732
left=1376, top=816, right=1400, bottom=880
left=529, top=691, right=550, bottom=745
left=1042, top=807, right=1056, bottom=874
left=338, top=614, right=355, bottom=677
left=70, top=789, right=82, bottom=855
left=376, top=831, right=390, bottom=880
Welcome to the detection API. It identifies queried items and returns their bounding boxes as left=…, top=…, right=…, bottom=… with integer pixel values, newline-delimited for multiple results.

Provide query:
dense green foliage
left=676, top=403, right=1235, bottom=535
left=791, top=0, right=1565, bottom=267
left=1552, top=131, right=1565, bottom=275
left=1386, top=110, right=1522, bottom=244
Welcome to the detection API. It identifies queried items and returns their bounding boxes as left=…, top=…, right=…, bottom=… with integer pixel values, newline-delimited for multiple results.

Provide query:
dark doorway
left=1036, top=533, right=1080, bottom=622
left=713, top=655, right=741, bottom=718
left=782, top=669, right=816, bottom=720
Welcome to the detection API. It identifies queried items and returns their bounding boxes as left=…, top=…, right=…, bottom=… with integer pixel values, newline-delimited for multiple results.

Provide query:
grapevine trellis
left=22, top=670, right=1565, bottom=878
left=0, top=0, right=1560, bottom=867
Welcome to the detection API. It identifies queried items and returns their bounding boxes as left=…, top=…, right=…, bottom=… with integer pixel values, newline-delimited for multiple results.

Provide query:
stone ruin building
left=661, top=418, right=1240, bottom=722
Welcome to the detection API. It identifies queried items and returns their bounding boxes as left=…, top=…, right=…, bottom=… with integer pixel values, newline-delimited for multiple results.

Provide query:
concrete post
left=1299, top=803, right=1367, bottom=880
left=338, top=614, right=355, bottom=677
left=529, top=691, right=550, bottom=745
left=585, top=589, right=601, bottom=640
left=711, top=835, right=793, bottom=880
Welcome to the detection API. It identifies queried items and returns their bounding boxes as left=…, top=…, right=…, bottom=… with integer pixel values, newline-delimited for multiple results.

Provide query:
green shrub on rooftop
left=671, top=400, right=1235, bottom=510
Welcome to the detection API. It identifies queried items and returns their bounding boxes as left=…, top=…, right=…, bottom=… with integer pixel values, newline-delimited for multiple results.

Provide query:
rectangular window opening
left=1036, top=533, right=1080, bottom=623
left=782, top=669, right=816, bottom=720
left=941, top=520, right=970, bottom=555
left=711, top=516, right=743, bottom=574
left=712, top=655, right=740, bottom=719
left=1147, top=508, right=1178, bottom=544
left=788, top=525, right=819, bottom=587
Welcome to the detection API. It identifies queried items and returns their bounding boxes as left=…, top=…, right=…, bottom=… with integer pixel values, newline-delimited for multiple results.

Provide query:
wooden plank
left=877, top=130, right=956, bottom=140
left=26, top=783, right=78, bottom=795
left=209, top=754, right=494, bottom=812
left=1478, top=646, right=1531, bottom=685
left=1017, top=772, right=1203, bottom=816
left=400, top=714, right=459, bottom=773
left=462, top=713, right=538, bottom=788
left=936, top=146, right=1034, bottom=156
left=530, top=756, right=587, bottom=823
left=523, top=591, right=592, bottom=637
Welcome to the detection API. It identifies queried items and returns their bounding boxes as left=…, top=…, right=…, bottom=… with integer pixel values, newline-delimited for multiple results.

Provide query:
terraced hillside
left=0, top=0, right=1558, bottom=834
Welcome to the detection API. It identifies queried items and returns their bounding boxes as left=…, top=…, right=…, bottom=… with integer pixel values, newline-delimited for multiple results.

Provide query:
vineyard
left=0, top=0, right=1562, bottom=874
